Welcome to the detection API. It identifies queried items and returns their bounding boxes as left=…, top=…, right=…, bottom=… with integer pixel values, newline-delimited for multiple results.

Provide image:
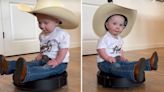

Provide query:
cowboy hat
left=93, top=3, right=137, bottom=38
left=17, top=0, right=79, bottom=29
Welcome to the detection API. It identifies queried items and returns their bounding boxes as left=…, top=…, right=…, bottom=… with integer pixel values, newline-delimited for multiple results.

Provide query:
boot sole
left=137, top=58, right=146, bottom=82
left=153, top=52, right=158, bottom=70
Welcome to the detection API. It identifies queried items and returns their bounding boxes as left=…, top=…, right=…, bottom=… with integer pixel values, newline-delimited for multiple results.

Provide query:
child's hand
left=35, top=53, right=42, bottom=61
left=120, top=56, right=128, bottom=62
left=107, top=57, right=116, bottom=63
left=47, top=60, right=58, bottom=68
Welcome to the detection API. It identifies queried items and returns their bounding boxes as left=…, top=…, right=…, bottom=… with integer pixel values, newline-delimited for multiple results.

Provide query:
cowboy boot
left=13, top=57, right=27, bottom=84
left=134, top=58, right=146, bottom=82
left=149, top=51, right=158, bottom=70
left=0, top=55, right=8, bottom=75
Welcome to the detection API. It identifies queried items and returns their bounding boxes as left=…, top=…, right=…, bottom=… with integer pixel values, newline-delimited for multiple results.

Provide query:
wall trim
left=71, top=42, right=81, bottom=48
left=123, top=43, right=164, bottom=51
left=82, top=40, right=97, bottom=55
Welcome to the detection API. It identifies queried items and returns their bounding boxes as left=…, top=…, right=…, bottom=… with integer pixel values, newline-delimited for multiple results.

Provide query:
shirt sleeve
left=59, top=32, right=70, bottom=48
left=39, top=33, right=42, bottom=42
left=97, top=37, right=107, bottom=49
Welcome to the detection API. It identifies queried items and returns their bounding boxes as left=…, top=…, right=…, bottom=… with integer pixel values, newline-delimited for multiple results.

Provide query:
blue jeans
left=6, top=59, right=67, bottom=83
left=98, top=59, right=151, bottom=82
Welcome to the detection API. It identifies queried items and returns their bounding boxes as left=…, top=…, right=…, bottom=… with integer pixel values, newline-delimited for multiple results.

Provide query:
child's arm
left=35, top=53, right=43, bottom=61
left=120, top=49, right=128, bottom=61
left=35, top=33, right=43, bottom=61
left=97, top=48, right=116, bottom=63
left=48, top=48, right=68, bottom=68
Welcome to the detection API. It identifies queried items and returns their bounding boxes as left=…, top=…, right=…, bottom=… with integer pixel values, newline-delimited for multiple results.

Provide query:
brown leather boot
left=134, top=58, right=146, bottom=82
left=0, top=55, right=8, bottom=75
left=149, top=51, right=158, bottom=70
left=13, top=57, right=26, bottom=84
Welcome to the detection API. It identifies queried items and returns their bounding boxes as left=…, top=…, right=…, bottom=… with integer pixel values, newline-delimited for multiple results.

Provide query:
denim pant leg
left=6, top=59, right=47, bottom=74
left=145, top=59, right=151, bottom=71
left=7, top=60, right=41, bottom=74
left=27, top=59, right=47, bottom=67
left=98, top=61, right=136, bottom=81
left=127, top=59, right=151, bottom=71
left=23, top=63, right=67, bottom=83
left=7, top=60, right=16, bottom=74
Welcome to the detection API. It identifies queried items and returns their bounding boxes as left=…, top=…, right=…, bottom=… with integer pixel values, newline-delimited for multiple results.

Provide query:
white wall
left=62, top=0, right=81, bottom=48
left=82, top=3, right=99, bottom=55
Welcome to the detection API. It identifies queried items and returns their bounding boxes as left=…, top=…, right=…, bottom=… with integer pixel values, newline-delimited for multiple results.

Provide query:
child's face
left=36, top=14, right=60, bottom=34
left=105, top=15, right=126, bottom=36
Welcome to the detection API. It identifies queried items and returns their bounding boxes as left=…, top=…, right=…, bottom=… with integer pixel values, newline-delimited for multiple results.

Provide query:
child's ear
left=105, top=22, right=109, bottom=31
left=55, top=22, right=59, bottom=26
left=58, top=21, right=62, bottom=24
left=56, top=20, right=62, bottom=24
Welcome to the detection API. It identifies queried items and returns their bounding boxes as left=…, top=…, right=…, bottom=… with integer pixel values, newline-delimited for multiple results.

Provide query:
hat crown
left=17, top=0, right=79, bottom=29
left=34, top=0, right=64, bottom=10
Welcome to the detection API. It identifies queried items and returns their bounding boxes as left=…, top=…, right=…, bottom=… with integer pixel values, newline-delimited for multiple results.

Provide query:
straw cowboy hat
left=17, top=0, right=79, bottom=29
left=93, top=3, right=137, bottom=38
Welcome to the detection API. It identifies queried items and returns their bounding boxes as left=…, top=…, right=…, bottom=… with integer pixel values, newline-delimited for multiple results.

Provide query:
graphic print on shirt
left=111, top=45, right=121, bottom=54
left=40, top=39, right=59, bottom=53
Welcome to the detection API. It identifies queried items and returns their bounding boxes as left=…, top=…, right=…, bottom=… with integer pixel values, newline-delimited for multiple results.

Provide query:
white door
left=1, top=0, right=41, bottom=56
left=82, top=0, right=106, bottom=55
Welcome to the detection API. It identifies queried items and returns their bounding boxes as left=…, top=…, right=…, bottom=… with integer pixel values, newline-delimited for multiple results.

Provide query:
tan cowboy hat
left=93, top=3, right=137, bottom=38
left=17, top=0, right=79, bottom=29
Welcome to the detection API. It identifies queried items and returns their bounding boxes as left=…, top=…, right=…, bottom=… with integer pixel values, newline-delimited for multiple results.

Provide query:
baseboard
left=82, top=40, right=98, bottom=55
left=70, top=42, right=81, bottom=48
left=123, top=43, right=164, bottom=51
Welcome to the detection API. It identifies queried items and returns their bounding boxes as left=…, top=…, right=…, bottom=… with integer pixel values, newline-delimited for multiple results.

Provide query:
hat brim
left=93, top=3, right=137, bottom=38
left=17, top=5, right=79, bottom=29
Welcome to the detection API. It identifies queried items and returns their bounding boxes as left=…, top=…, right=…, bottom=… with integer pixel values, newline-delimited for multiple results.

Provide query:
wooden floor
left=83, top=48, right=164, bottom=92
left=0, top=48, right=81, bottom=92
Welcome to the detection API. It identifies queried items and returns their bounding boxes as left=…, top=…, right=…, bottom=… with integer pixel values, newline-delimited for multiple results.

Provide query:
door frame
left=0, top=0, right=4, bottom=54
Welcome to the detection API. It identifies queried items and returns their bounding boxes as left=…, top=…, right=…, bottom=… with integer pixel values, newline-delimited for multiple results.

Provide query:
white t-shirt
left=39, top=27, right=70, bottom=63
left=97, top=32, right=123, bottom=62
